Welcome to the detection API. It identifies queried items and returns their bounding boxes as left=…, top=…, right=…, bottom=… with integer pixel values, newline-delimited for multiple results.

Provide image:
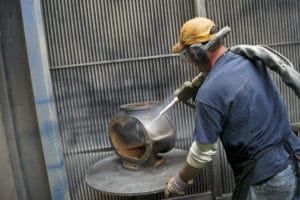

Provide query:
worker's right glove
left=174, top=81, right=199, bottom=102
left=174, top=73, right=207, bottom=102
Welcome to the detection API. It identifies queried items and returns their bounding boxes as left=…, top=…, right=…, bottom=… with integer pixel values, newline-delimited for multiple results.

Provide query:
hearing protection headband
left=180, top=26, right=231, bottom=65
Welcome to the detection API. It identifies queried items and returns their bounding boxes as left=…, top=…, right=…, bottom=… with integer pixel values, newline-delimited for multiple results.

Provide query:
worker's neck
left=208, top=46, right=228, bottom=68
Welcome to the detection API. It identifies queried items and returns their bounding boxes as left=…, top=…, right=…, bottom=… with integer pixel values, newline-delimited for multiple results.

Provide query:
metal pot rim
left=120, top=101, right=160, bottom=111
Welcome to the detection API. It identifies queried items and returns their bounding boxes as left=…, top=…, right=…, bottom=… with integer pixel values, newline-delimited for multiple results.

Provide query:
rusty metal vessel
left=108, top=101, right=176, bottom=170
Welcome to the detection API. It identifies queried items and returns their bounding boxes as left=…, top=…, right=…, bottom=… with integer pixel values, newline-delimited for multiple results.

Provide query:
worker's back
left=195, top=51, right=293, bottom=184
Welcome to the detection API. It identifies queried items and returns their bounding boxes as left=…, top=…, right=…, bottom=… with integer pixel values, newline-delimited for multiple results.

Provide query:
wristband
left=172, top=174, right=191, bottom=191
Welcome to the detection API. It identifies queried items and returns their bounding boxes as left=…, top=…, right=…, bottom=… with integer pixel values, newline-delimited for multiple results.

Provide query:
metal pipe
left=194, top=0, right=207, bottom=17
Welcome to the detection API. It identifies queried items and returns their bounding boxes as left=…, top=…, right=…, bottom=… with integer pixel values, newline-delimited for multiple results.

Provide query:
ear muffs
left=189, top=43, right=208, bottom=65
left=189, top=26, right=231, bottom=65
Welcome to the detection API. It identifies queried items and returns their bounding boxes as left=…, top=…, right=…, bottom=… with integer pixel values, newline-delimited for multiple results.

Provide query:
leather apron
left=226, top=137, right=300, bottom=200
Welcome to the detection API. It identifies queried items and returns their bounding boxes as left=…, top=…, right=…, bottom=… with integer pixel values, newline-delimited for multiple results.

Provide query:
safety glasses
left=179, top=46, right=192, bottom=62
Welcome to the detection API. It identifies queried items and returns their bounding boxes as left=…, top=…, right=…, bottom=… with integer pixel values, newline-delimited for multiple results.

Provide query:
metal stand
left=85, top=148, right=187, bottom=197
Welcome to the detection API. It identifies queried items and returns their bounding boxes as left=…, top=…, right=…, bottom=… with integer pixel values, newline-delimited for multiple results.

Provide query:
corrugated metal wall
left=42, top=0, right=208, bottom=199
left=41, top=0, right=300, bottom=199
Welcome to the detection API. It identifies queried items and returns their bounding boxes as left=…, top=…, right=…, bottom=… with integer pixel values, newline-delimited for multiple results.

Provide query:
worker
left=164, top=17, right=300, bottom=200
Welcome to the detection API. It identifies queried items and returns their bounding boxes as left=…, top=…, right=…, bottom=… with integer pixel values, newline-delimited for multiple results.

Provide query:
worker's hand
left=164, top=174, right=193, bottom=199
left=174, top=81, right=199, bottom=102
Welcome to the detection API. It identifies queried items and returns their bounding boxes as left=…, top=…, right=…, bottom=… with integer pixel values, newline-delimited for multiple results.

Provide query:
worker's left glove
left=164, top=174, right=193, bottom=198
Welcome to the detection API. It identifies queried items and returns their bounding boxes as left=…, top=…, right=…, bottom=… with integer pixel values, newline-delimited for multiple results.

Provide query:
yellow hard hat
left=172, top=17, right=216, bottom=53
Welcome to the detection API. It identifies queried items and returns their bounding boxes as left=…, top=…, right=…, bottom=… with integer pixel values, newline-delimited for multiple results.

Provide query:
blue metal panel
left=20, top=0, right=70, bottom=199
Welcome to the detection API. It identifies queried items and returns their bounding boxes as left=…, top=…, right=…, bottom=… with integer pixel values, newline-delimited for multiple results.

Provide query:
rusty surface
left=109, top=102, right=176, bottom=170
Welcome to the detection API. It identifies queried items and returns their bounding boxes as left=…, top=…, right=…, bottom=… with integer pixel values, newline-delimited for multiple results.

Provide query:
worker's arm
left=164, top=141, right=218, bottom=198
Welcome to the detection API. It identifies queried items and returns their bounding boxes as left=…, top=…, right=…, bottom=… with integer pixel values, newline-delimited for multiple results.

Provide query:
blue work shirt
left=194, top=51, right=298, bottom=184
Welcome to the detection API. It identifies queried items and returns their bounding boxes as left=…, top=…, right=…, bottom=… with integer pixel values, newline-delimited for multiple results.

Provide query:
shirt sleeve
left=187, top=141, right=218, bottom=169
left=193, top=100, right=225, bottom=144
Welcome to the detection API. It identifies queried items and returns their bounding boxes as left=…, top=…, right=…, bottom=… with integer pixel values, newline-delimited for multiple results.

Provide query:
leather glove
left=164, top=174, right=193, bottom=198
left=174, top=81, right=199, bottom=102
left=174, top=73, right=207, bottom=102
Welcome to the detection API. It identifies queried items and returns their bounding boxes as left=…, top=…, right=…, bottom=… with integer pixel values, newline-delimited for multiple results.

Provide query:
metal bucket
left=109, top=101, right=176, bottom=170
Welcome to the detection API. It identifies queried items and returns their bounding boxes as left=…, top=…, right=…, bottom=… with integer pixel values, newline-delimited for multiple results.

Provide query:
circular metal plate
left=85, top=148, right=187, bottom=196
